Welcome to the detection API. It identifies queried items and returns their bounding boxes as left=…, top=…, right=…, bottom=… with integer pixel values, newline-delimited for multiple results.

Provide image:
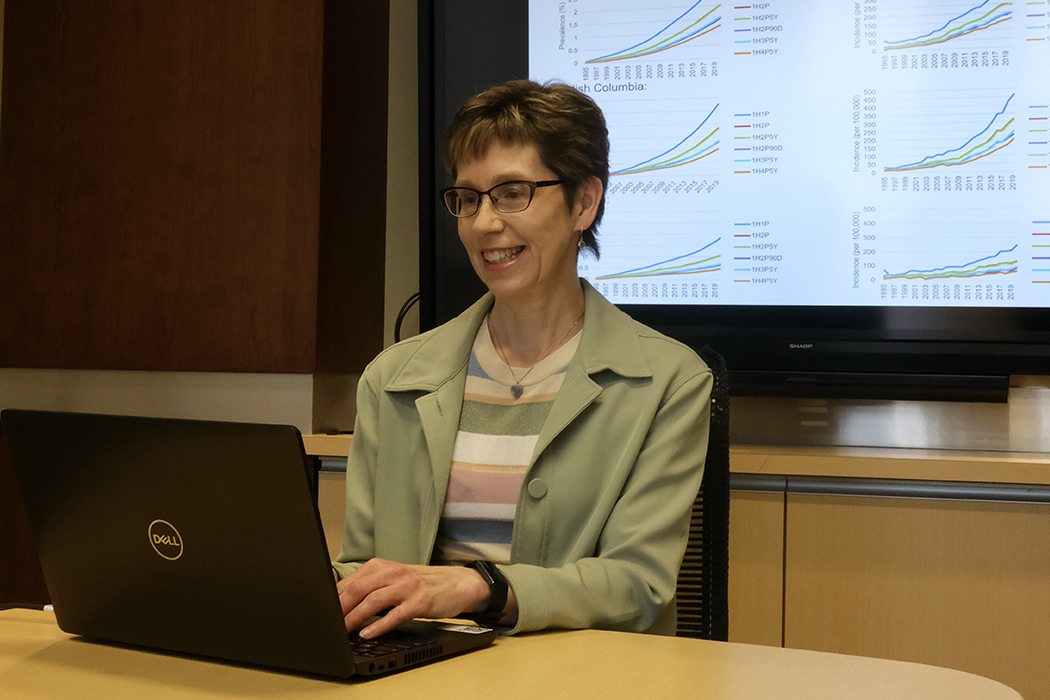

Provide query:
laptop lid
left=1, top=410, right=495, bottom=678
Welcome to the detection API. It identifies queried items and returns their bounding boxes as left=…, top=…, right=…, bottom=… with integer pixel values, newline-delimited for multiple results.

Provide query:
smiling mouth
left=483, top=246, right=525, bottom=264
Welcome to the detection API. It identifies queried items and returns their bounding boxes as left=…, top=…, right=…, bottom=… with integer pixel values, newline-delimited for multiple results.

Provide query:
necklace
left=489, top=310, right=585, bottom=399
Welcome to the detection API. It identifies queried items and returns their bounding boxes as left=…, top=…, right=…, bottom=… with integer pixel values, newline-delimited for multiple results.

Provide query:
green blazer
left=333, top=280, right=711, bottom=635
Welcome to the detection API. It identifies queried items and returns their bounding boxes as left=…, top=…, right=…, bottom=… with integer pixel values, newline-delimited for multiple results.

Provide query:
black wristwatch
left=464, top=560, right=509, bottom=625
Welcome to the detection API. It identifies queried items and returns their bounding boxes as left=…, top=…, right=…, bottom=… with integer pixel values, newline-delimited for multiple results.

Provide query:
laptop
left=0, top=409, right=497, bottom=678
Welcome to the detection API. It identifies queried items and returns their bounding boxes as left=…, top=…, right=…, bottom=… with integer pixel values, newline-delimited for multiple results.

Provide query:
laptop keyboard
left=351, top=630, right=436, bottom=658
left=351, top=631, right=446, bottom=674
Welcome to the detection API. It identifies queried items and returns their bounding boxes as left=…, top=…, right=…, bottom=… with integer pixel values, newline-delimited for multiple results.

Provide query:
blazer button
left=527, top=478, right=548, bottom=499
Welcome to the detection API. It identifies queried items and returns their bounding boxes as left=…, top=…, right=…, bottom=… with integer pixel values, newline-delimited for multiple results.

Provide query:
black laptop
left=1, top=409, right=497, bottom=678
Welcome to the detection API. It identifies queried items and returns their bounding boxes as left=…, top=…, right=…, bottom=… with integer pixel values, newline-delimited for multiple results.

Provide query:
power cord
left=394, top=293, right=420, bottom=343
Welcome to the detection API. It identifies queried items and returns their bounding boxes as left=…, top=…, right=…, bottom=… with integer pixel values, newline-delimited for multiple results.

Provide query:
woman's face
left=454, top=140, right=598, bottom=306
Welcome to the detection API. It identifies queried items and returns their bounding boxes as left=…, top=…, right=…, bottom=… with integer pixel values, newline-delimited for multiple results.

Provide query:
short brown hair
left=442, top=80, right=609, bottom=258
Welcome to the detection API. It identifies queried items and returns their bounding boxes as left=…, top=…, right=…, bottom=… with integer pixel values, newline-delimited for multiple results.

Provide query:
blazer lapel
left=415, top=375, right=466, bottom=516
left=531, top=364, right=601, bottom=462
left=532, top=281, right=653, bottom=464
left=384, top=293, right=493, bottom=553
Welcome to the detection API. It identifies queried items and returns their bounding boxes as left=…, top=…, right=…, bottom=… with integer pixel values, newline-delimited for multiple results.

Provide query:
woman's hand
left=336, top=558, right=493, bottom=638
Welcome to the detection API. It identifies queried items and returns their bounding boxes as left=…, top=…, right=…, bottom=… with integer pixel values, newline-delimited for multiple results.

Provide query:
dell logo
left=148, top=519, right=184, bottom=561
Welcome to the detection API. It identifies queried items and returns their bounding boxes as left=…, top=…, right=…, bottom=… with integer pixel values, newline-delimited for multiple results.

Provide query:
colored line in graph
left=1035, top=222, right=1050, bottom=282
left=611, top=104, right=719, bottom=176
left=731, top=113, right=763, bottom=174
left=596, top=238, right=722, bottom=280
left=733, top=5, right=754, bottom=54
left=884, top=1, right=1013, bottom=51
left=731, top=221, right=758, bottom=280
left=885, top=94, right=1015, bottom=172
left=1026, top=1, right=1048, bottom=41
left=1030, top=104, right=1049, bottom=168
left=883, top=245, right=1018, bottom=280
left=732, top=4, right=783, bottom=56
left=586, top=1, right=722, bottom=64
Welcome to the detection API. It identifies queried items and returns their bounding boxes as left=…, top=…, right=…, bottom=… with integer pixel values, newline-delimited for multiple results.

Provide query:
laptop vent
left=404, top=645, right=444, bottom=666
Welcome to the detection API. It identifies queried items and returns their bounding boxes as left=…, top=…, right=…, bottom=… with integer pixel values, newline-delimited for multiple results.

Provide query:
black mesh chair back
left=675, top=345, right=730, bottom=640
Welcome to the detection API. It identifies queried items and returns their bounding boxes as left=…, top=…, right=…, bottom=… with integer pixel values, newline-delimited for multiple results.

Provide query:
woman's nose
left=472, top=195, right=503, bottom=231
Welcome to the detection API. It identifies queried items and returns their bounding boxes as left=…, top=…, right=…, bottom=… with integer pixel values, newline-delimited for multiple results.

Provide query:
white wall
left=0, top=368, right=314, bottom=428
left=384, top=0, right=420, bottom=346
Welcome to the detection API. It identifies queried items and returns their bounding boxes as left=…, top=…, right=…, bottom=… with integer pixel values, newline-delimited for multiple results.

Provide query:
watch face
left=467, top=561, right=508, bottom=623
left=473, top=562, right=495, bottom=585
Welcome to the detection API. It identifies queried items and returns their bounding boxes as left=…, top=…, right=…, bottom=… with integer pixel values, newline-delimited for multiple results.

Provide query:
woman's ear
left=574, top=176, right=604, bottom=232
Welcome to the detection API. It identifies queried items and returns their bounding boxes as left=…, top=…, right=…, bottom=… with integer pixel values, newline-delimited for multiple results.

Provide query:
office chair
left=675, top=345, right=730, bottom=641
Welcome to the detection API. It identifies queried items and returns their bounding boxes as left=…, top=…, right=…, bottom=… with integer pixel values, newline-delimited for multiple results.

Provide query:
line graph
left=863, top=205, right=1027, bottom=302
left=884, top=93, right=1015, bottom=173
left=883, top=0, right=1014, bottom=51
left=883, top=245, right=1018, bottom=280
left=585, top=1, right=722, bottom=64
left=595, top=238, right=722, bottom=280
left=610, top=104, right=719, bottom=176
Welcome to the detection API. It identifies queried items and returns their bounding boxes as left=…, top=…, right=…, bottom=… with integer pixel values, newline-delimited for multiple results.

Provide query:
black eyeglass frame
left=439, top=179, right=563, bottom=218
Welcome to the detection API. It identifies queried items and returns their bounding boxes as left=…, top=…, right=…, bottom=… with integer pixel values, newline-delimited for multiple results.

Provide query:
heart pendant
left=511, top=385, right=524, bottom=399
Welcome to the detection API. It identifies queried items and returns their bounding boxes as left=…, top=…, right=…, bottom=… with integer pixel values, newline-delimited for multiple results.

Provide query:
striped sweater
left=432, top=316, right=581, bottom=565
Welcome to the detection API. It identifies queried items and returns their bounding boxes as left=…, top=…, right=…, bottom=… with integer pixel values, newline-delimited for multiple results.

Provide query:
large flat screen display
left=419, top=0, right=1050, bottom=397
left=529, top=0, right=1047, bottom=309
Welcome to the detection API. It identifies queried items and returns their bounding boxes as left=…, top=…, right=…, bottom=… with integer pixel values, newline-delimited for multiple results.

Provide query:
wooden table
left=0, top=609, right=1022, bottom=699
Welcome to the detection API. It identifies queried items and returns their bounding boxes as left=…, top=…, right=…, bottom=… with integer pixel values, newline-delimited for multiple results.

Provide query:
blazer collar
left=385, top=279, right=652, bottom=393
left=575, top=279, right=652, bottom=379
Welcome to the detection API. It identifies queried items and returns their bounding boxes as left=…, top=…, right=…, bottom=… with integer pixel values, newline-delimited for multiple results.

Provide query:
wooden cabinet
left=728, top=490, right=784, bottom=648
left=728, top=453, right=1050, bottom=700
left=783, top=493, right=1050, bottom=700
left=0, top=0, right=388, bottom=374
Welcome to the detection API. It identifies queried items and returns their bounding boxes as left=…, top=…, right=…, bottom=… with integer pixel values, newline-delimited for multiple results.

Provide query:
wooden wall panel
left=316, top=1, right=388, bottom=373
left=785, top=494, right=1050, bottom=700
left=0, top=0, right=327, bottom=372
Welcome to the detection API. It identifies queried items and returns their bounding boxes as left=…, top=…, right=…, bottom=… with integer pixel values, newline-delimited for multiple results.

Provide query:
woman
left=334, top=80, right=711, bottom=639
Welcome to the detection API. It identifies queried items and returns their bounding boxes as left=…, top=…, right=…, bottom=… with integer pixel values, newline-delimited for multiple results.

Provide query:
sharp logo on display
left=148, top=519, right=184, bottom=561
left=789, top=343, right=814, bottom=350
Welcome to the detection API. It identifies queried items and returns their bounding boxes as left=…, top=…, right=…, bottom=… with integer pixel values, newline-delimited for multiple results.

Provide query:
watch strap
left=464, top=559, right=508, bottom=625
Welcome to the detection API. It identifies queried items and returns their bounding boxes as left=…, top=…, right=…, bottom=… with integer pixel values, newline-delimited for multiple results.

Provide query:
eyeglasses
left=440, top=180, right=563, bottom=218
